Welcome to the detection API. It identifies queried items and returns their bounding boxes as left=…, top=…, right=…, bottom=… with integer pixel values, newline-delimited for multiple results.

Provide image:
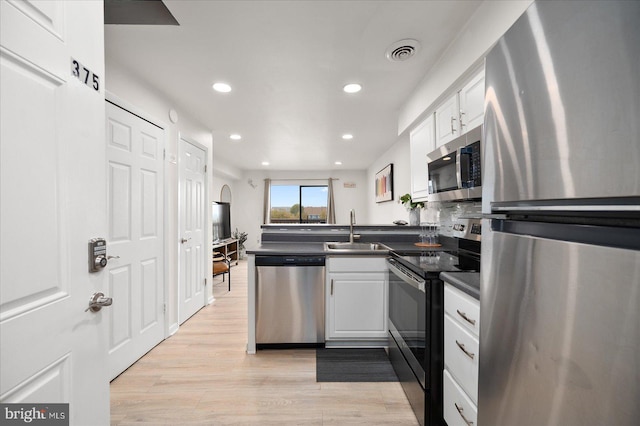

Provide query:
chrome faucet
left=349, top=209, right=359, bottom=243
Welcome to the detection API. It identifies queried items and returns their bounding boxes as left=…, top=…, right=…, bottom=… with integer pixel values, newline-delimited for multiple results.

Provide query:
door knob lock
left=180, top=237, right=191, bottom=244
left=85, top=292, right=113, bottom=313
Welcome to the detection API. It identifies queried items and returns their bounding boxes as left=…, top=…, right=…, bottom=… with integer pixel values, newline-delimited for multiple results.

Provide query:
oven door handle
left=388, top=261, right=425, bottom=293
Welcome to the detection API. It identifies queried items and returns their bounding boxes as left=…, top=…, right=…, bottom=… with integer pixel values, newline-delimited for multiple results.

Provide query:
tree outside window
left=270, top=185, right=328, bottom=223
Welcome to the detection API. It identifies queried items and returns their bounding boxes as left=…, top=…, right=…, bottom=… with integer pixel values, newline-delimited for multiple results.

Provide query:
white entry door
left=105, top=101, right=165, bottom=380
left=178, top=137, right=207, bottom=324
left=0, top=1, right=109, bottom=424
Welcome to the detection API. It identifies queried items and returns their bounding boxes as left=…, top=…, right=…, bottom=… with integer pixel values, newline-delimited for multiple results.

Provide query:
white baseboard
left=168, top=322, right=179, bottom=336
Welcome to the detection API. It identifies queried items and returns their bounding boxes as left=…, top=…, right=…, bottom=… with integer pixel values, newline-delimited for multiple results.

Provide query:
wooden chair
left=212, top=251, right=232, bottom=291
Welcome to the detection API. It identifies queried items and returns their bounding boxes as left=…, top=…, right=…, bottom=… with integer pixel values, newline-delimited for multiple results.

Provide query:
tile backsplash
left=421, top=201, right=481, bottom=237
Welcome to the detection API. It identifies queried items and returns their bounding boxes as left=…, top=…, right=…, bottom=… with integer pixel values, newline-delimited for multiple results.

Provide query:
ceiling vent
left=385, top=39, right=421, bottom=62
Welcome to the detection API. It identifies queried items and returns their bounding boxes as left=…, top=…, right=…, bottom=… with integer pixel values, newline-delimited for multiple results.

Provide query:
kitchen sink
left=324, top=242, right=391, bottom=252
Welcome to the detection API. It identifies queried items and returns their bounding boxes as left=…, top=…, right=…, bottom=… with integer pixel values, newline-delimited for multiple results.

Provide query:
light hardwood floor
left=110, top=260, right=419, bottom=425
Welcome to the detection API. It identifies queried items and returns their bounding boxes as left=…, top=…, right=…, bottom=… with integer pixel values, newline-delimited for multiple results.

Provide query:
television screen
left=212, top=202, right=231, bottom=242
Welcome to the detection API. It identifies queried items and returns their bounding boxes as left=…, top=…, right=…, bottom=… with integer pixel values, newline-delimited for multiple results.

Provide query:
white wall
left=105, top=60, right=214, bottom=332
left=231, top=169, right=368, bottom=250
left=367, top=134, right=414, bottom=225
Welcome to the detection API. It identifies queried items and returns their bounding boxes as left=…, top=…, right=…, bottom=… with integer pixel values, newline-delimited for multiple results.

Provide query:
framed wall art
left=375, top=163, right=393, bottom=203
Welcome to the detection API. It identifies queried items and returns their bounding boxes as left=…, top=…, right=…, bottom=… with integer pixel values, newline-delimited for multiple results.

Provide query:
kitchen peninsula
left=245, top=224, right=456, bottom=354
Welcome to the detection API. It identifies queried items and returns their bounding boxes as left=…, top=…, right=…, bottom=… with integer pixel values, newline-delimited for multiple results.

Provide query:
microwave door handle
left=456, top=147, right=471, bottom=189
left=456, top=147, right=463, bottom=189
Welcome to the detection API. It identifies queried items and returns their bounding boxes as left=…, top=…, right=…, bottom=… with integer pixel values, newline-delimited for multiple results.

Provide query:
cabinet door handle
left=455, top=403, right=474, bottom=425
left=459, top=109, right=466, bottom=127
left=456, top=309, right=476, bottom=326
left=331, top=279, right=334, bottom=296
left=450, top=116, right=457, bottom=133
left=456, top=340, right=475, bottom=360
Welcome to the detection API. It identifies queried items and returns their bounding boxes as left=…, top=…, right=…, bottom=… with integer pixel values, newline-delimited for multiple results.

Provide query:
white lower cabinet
left=444, top=315, right=479, bottom=402
left=443, top=369, right=478, bottom=426
left=443, top=282, right=480, bottom=425
left=326, top=257, right=388, bottom=341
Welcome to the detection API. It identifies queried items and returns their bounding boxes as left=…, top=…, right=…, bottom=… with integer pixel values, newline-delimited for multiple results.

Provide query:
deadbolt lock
left=88, top=238, right=107, bottom=272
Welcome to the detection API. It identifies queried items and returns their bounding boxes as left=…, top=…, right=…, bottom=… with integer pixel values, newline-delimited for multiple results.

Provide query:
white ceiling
left=105, top=0, right=483, bottom=171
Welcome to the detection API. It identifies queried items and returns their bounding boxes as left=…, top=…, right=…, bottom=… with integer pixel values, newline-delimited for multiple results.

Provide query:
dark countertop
left=247, top=242, right=327, bottom=256
left=247, top=241, right=455, bottom=256
left=247, top=241, right=481, bottom=299
left=386, top=241, right=456, bottom=255
left=440, top=272, right=480, bottom=300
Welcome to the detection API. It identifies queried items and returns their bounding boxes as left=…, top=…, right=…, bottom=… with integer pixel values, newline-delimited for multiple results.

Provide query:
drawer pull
left=456, top=309, right=476, bottom=326
left=456, top=340, right=475, bottom=360
left=455, top=403, right=474, bottom=425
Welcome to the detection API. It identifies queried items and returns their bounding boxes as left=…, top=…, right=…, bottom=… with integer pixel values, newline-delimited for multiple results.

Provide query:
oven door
left=387, top=258, right=428, bottom=389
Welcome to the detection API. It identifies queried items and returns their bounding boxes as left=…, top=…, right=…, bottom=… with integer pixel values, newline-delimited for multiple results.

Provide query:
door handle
left=181, top=237, right=191, bottom=244
left=85, top=292, right=113, bottom=313
left=459, top=109, right=466, bottom=128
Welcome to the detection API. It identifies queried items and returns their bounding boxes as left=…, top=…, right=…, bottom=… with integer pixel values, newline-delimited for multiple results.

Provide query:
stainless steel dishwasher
left=255, top=255, right=325, bottom=348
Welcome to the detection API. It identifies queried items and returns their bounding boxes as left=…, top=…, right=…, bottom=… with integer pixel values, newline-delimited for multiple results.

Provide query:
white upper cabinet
left=458, top=68, right=485, bottom=132
left=434, top=68, right=485, bottom=148
left=409, top=114, right=435, bottom=201
left=435, top=94, right=460, bottom=148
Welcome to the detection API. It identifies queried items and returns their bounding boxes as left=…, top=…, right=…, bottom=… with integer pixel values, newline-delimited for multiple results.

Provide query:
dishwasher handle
left=255, top=255, right=325, bottom=267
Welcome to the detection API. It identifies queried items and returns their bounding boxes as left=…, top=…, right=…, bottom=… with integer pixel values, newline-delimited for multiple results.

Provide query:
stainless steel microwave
left=426, top=125, right=482, bottom=202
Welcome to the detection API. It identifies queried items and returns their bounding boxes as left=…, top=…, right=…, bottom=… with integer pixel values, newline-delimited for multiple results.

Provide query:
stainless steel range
left=387, top=219, right=481, bottom=426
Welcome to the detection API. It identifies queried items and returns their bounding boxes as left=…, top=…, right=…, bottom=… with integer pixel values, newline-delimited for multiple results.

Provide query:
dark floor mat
left=316, top=348, right=398, bottom=382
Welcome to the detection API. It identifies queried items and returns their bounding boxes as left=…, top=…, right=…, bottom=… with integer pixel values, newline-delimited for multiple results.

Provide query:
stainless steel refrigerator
left=480, top=1, right=640, bottom=425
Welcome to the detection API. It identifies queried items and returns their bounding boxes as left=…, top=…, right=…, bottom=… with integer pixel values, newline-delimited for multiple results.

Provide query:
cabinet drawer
left=443, top=369, right=477, bottom=426
left=444, top=315, right=479, bottom=403
left=444, top=284, right=480, bottom=337
left=327, top=256, right=387, bottom=272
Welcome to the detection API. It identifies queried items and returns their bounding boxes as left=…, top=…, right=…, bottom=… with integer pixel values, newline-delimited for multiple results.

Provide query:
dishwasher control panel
left=255, top=256, right=326, bottom=266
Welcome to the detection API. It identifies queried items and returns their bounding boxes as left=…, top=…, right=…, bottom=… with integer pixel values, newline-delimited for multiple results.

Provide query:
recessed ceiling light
left=342, top=134, right=353, bottom=140
left=343, top=83, right=362, bottom=93
left=261, top=161, right=270, bottom=166
left=230, top=134, right=242, bottom=140
left=335, top=161, right=343, bottom=165
left=212, top=82, right=232, bottom=93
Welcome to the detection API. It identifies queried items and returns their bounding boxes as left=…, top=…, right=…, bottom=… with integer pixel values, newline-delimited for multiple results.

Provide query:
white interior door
left=105, top=101, right=165, bottom=380
left=0, top=1, right=109, bottom=424
left=178, top=137, right=207, bottom=324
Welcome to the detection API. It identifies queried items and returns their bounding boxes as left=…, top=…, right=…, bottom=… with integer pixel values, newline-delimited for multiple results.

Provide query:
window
left=270, top=184, right=328, bottom=224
